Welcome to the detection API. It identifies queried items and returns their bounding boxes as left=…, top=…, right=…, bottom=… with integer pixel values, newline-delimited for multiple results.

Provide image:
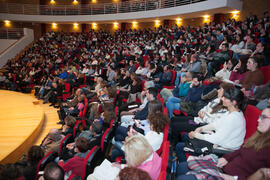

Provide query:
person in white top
left=215, top=59, right=235, bottom=80
left=189, top=87, right=247, bottom=150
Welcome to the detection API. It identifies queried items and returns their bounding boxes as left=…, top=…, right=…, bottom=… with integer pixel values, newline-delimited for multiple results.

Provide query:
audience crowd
left=0, top=11, right=270, bottom=180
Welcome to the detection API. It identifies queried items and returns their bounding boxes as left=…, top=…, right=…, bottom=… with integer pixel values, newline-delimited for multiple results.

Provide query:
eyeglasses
left=259, top=114, right=270, bottom=120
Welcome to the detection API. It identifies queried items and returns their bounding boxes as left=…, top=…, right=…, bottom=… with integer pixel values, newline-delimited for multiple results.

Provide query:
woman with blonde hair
left=124, top=135, right=161, bottom=180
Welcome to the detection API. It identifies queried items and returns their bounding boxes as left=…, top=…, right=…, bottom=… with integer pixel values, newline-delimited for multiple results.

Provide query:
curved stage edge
left=0, top=90, right=44, bottom=164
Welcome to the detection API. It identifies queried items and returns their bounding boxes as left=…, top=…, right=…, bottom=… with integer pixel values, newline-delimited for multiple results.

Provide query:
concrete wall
left=0, top=39, right=17, bottom=54
left=0, top=28, right=34, bottom=67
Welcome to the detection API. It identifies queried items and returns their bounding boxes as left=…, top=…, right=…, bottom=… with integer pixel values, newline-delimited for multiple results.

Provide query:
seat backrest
left=157, top=171, right=166, bottom=180
left=244, top=105, right=261, bottom=140
left=59, top=133, right=72, bottom=157
left=82, top=146, right=103, bottom=179
left=64, top=82, right=71, bottom=93
left=101, top=128, right=113, bottom=152
left=35, top=151, right=58, bottom=180
left=160, top=141, right=170, bottom=172
left=170, top=70, right=176, bottom=84
left=260, top=66, right=270, bottom=84
left=156, top=125, right=169, bottom=155
left=79, top=98, right=88, bottom=118
left=73, top=121, right=82, bottom=138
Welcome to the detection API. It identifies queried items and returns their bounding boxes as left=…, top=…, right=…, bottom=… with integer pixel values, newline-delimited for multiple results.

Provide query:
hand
left=188, top=131, right=196, bottom=139
left=223, top=62, right=227, bottom=70
left=198, top=111, right=205, bottom=119
left=127, top=127, right=137, bottom=137
left=154, top=78, right=160, bottom=82
left=111, top=162, right=122, bottom=169
left=141, top=90, right=146, bottom=96
left=234, top=80, right=240, bottom=84
left=194, top=127, right=202, bottom=133
left=66, top=143, right=75, bottom=150
left=221, top=173, right=235, bottom=180
left=128, top=108, right=137, bottom=113
left=217, top=157, right=228, bottom=168
left=68, top=107, right=74, bottom=111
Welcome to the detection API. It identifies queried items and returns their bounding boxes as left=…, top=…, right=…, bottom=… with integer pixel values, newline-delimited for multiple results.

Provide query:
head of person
left=64, top=115, right=76, bottom=128
left=222, top=87, right=247, bottom=112
left=43, top=162, right=64, bottom=180
left=103, top=110, right=115, bottom=124
left=190, top=53, right=199, bottom=63
left=74, top=137, right=90, bottom=153
left=48, top=128, right=62, bottom=142
left=90, top=121, right=103, bottom=136
left=148, top=105, right=170, bottom=134
left=184, top=71, right=193, bottom=82
left=247, top=56, right=261, bottom=71
left=146, top=87, right=158, bottom=101
left=237, top=55, right=249, bottom=74
left=191, top=73, right=203, bottom=87
left=225, top=58, right=236, bottom=71
left=27, top=145, right=44, bottom=165
left=0, top=164, right=22, bottom=180
left=148, top=99, right=163, bottom=114
left=118, top=167, right=152, bottom=180
left=75, top=88, right=83, bottom=96
left=124, top=135, right=153, bottom=167
left=221, top=43, right=229, bottom=51
left=244, top=107, right=270, bottom=151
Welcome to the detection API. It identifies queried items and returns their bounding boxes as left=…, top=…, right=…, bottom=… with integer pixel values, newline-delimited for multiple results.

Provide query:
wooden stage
left=0, top=90, right=45, bottom=164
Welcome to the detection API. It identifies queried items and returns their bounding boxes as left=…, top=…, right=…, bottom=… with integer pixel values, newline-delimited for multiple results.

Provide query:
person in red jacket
left=58, top=137, right=90, bottom=179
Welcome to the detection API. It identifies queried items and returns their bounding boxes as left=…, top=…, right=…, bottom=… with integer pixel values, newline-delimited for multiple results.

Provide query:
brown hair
left=64, top=115, right=76, bottom=127
left=148, top=112, right=170, bottom=134
left=210, top=83, right=234, bottom=114
left=119, top=167, right=151, bottom=180
left=103, top=110, right=115, bottom=124
left=27, top=146, right=44, bottom=164
left=75, top=137, right=90, bottom=153
left=243, top=130, right=270, bottom=151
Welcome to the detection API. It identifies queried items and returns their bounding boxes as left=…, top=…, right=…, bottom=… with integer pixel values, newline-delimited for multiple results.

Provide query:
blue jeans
left=166, top=96, right=181, bottom=118
left=176, top=162, right=197, bottom=180
left=175, top=133, right=189, bottom=162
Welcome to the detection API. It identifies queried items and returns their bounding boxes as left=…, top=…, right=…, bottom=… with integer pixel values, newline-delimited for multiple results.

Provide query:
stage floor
left=0, top=90, right=44, bottom=164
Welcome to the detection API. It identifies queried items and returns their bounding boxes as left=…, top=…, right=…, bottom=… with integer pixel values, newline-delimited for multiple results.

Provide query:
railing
left=0, top=0, right=206, bottom=16
left=0, top=29, right=24, bottom=39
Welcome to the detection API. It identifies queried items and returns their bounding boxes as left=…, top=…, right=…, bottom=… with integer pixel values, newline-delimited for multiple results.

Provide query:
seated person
left=170, top=83, right=232, bottom=143
left=123, top=135, right=161, bottom=180
left=176, top=107, right=270, bottom=180
left=40, top=128, right=64, bottom=155
left=154, top=65, right=172, bottom=89
left=58, top=137, right=90, bottom=179
left=229, top=55, right=248, bottom=83
left=207, top=43, right=231, bottom=77
left=175, top=87, right=247, bottom=163
left=215, top=59, right=235, bottom=80
left=63, top=94, right=85, bottom=117
left=61, top=115, right=76, bottom=135
left=66, top=121, right=103, bottom=152
left=241, top=56, right=264, bottom=96
left=120, top=87, right=157, bottom=127
left=166, top=73, right=205, bottom=118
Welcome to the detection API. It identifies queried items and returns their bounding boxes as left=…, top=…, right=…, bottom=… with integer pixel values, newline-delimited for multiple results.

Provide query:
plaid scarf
left=187, top=155, right=223, bottom=180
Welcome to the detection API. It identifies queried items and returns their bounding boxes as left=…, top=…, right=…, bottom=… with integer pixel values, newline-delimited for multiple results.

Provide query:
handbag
left=184, top=137, right=214, bottom=155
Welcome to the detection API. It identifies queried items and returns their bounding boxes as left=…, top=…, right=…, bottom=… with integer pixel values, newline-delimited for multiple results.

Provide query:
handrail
left=0, top=28, right=24, bottom=39
left=0, top=0, right=207, bottom=16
